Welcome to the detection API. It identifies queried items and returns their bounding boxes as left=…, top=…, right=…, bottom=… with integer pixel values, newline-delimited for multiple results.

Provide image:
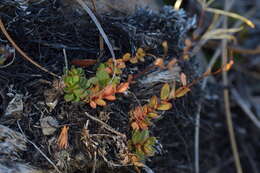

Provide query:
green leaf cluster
left=63, top=65, right=121, bottom=103
left=63, top=67, right=92, bottom=102
left=96, top=63, right=120, bottom=87
left=129, top=130, right=157, bottom=161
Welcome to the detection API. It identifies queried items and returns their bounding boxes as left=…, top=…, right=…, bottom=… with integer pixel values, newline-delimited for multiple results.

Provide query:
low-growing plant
left=62, top=45, right=234, bottom=171
left=63, top=61, right=129, bottom=108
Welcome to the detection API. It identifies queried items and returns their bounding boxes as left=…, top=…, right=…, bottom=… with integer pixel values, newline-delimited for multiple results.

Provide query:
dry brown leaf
left=71, top=59, right=97, bottom=67
left=154, top=58, right=164, bottom=69
left=57, top=125, right=69, bottom=150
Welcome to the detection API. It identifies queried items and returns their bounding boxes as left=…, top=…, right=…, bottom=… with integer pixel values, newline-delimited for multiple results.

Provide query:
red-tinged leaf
left=117, top=82, right=129, bottom=93
left=154, top=58, right=164, bottom=69
left=180, top=72, right=187, bottom=86
left=71, top=59, right=97, bottom=67
left=95, top=98, right=106, bottom=106
left=157, top=101, right=172, bottom=111
left=90, top=101, right=97, bottom=109
left=104, top=95, right=116, bottom=101
left=149, top=95, right=158, bottom=109
left=102, top=85, right=115, bottom=97
left=131, top=122, right=140, bottom=130
left=132, top=106, right=145, bottom=120
left=160, top=83, right=170, bottom=100
left=175, top=87, right=191, bottom=98
left=142, top=105, right=148, bottom=115
left=116, top=59, right=126, bottom=69
left=105, top=67, right=113, bottom=74
left=139, top=121, right=149, bottom=130
left=224, top=60, right=234, bottom=71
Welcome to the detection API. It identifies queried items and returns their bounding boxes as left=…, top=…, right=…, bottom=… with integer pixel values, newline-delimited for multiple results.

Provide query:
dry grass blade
left=174, top=0, right=183, bottom=10
left=205, top=7, right=255, bottom=28
left=231, top=89, right=260, bottom=129
left=202, top=27, right=243, bottom=41
left=74, top=0, right=117, bottom=82
left=85, top=112, right=126, bottom=138
left=222, top=1, right=243, bottom=172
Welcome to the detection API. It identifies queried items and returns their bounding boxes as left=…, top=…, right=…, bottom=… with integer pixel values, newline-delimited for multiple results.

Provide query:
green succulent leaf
left=70, top=68, right=79, bottom=75
left=96, top=70, right=110, bottom=87
left=112, top=76, right=121, bottom=85
left=63, top=87, right=71, bottom=93
left=97, top=63, right=106, bottom=71
left=132, top=130, right=149, bottom=145
left=73, top=96, right=81, bottom=102
left=143, top=145, right=155, bottom=156
left=135, top=150, right=146, bottom=161
left=80, top=90, right=89, bottom=99
left=145, top=137, right=156, bottom=146
left=64, top=93, right=75, bottom=102
left=86, top=77, right=98, bottom=87
left=71, top=75, right=80, bottom=84
left=73, top=88, right=84, bottom=97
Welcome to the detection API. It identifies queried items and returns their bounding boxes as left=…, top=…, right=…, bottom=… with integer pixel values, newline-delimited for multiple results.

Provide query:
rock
left=0, top=159, right=44, bottom=173
left=4, top=94, right=23, bottom=117
left=0, top=125, right=27, bottom=158
left=40, top=116, right=59, bottom=136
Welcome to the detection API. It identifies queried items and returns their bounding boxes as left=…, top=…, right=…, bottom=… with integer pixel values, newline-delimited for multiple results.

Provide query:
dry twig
left=85, top=112, right=126, bottom=138
left=222, top=1, right=243, bottom=172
